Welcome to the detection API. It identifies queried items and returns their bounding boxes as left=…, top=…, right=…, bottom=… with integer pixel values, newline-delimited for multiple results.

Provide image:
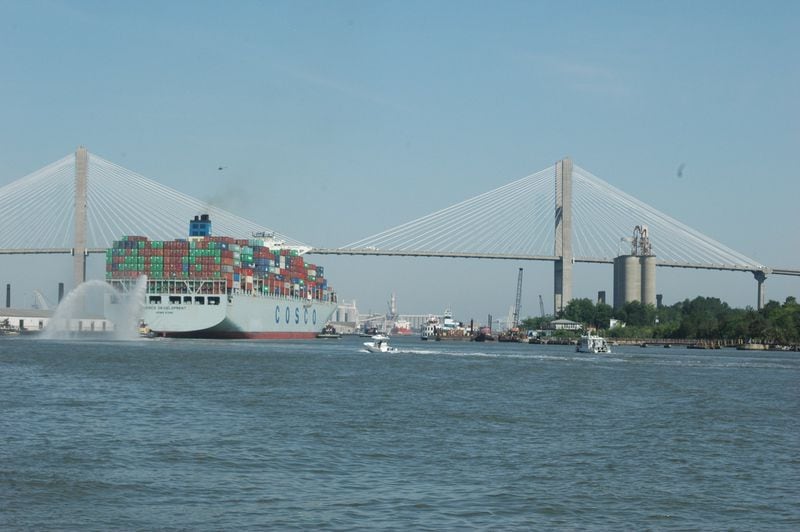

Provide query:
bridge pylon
left=553, top=157, right=573, bottom=315
left=73, top=146, right=88, bottom=288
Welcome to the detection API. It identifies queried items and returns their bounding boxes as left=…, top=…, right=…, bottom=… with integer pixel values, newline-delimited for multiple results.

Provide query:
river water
left=1, top=335, right=798, bottom=530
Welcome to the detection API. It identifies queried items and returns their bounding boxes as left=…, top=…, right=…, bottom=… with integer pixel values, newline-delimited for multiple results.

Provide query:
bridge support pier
left=753, top=270, right=767, bottom=310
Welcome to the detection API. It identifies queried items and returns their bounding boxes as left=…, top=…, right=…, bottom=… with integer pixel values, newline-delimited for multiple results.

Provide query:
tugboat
left=472, top=326, right=496, bottom=342
left=316, top=324, right=341, bottom=339
left=138, top=320, right=155, bottom=338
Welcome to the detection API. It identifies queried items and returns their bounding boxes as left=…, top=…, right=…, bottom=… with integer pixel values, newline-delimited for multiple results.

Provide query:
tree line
left=520, top=296, right=800, bottom=344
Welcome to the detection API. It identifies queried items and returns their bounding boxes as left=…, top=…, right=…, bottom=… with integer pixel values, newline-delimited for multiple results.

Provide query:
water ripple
left=1, top=337, right=798, bottom=530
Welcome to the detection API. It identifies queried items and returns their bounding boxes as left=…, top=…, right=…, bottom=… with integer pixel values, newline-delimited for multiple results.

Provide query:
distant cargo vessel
left=421, top=309, right=469, bottom=340
left=391, top=318, right=413, bottom=335
left=106, top=215, right=337, bottom=339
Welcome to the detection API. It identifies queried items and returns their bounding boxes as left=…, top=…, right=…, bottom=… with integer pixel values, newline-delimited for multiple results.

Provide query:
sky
left=0, top=0, right=798, bottom=322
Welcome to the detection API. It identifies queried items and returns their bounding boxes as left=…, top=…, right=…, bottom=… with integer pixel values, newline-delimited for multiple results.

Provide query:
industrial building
left=613, top=225, right=657, bottom=309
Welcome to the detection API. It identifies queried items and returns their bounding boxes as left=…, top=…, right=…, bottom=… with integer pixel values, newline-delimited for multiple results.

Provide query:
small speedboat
left=362, top=336, right=397, bottom=353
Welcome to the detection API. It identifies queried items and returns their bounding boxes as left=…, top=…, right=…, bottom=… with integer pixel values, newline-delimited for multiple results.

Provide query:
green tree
left=746, top=309, right=768, bottom=341
left=762, top=298, right=799, bottom=344
left=675, top=297, right=733, bottom=338
left=718, top=309, right=749, bottom=340
left=615, top=301, right=656, bottom=327
left=520, top=315, right=553, bottom=331
left=595, top=303, right=614, bottom=330
left=523, top=294, right=800, bottom=342
left=563, top=298, right=596, bottom=325
left=784, top=297, right=800, bottom=343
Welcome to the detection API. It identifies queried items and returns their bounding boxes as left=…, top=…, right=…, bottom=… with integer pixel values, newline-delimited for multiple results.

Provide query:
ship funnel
left=189, top=214, right=212, bottom=237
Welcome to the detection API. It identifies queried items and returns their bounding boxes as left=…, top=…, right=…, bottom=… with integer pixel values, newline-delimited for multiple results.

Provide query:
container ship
left=105, top=215, right=337, bottom=339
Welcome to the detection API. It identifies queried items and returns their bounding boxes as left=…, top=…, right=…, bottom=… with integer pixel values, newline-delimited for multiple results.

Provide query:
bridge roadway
left=308, top=248, right=800, bottom=277
left=1, top=247, right=799, bottom=277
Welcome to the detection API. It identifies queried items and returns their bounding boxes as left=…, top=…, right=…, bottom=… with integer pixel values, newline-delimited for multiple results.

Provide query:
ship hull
left=119, top=292, right=337, bottom=339
left=163, top=329, right=322, bottom=340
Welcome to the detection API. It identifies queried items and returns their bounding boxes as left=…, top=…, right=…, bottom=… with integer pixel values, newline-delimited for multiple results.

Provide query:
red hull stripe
left=158, top=331, right=318, bottom=340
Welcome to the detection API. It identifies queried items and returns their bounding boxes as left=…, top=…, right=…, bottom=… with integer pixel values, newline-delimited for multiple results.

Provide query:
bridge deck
left=307, top=248, right=800, bottom=276
left=2, top=247, right=797, bottom=276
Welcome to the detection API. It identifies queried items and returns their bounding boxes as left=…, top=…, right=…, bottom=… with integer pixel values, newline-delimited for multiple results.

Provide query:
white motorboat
left=576, top=334, right=611, bottom=354
left=363, top=336, right=397, bottom=353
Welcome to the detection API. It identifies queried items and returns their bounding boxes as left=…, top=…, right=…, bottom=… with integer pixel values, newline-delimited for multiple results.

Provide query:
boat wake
left=379, top=348, right=582, bottom=362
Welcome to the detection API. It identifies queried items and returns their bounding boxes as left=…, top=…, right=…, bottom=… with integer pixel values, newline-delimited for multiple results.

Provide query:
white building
left=0, top=308, right=113, bottom=333
left=549, top=318, right=582, bottom=331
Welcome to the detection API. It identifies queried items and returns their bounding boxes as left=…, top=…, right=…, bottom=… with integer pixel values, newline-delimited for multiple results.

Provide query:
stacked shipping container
left=106, top=235, right=333, bottom=302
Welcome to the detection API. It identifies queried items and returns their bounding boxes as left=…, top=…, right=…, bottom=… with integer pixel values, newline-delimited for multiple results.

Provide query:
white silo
left=613, top=255, right=642, bottom=309
left=640, top=255, right=657, bottom=307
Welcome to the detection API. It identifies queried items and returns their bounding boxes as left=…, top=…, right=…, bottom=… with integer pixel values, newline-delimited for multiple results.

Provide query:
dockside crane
left=512, top=268, right=523, bottom=328
left=498, top=269, right=525, bottom=342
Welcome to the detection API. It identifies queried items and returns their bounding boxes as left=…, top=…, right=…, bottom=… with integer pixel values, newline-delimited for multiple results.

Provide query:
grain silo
left=640, top=255, right=657, bottom=307
left=613, top=255, right=641, bottom=309
left=613, top=225, right=656, bottom=309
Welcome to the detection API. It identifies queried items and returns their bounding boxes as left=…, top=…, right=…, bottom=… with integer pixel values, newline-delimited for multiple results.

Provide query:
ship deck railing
left=107, top=277, right=336, bottom=303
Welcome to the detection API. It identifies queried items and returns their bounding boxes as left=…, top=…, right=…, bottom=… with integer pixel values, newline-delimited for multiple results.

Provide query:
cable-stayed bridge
left=314, top=159, right=799, bottom=311
left=0, top=148, right=310, bottom=290
left=1, top=148, right=797, bottom=310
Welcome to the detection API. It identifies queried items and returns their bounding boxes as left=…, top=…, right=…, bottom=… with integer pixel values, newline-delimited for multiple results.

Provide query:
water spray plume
left=41, top=275, right=148, bottom=341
